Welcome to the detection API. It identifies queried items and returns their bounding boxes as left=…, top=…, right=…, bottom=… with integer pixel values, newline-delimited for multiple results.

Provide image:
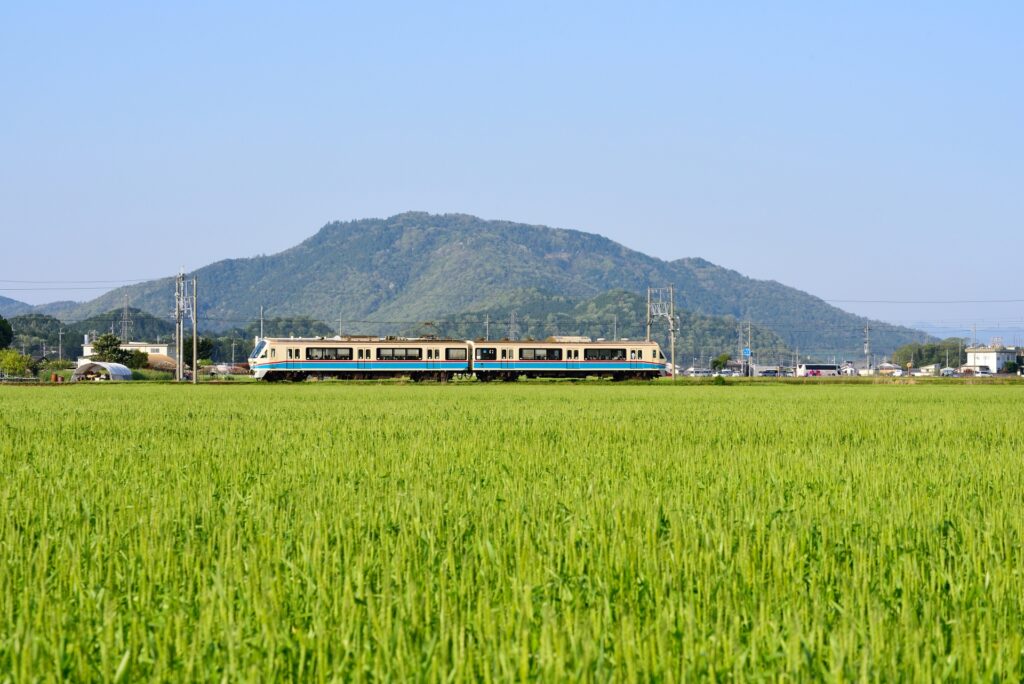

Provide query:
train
left=249, top=335, right=667, bottom=381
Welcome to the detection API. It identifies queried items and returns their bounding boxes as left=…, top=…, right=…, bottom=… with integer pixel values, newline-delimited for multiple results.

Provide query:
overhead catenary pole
left=260, top=305, right=264, bottom=339
left=670, top=286, right=676, bottom=381
left=192, top=277, right=198, bottom=385
left=646, top=289, right=652, bottom=342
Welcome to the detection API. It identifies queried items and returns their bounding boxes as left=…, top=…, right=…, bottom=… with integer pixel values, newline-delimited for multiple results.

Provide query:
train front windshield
left=249, top=340, right=267, bottom=359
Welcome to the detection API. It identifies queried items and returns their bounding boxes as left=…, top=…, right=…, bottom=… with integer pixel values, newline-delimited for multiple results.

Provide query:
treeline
left=891, top=338, right=967, bottom=368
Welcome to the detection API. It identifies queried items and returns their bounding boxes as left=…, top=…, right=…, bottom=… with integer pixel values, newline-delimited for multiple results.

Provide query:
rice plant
left=1, top=383, right=1021, bottom=680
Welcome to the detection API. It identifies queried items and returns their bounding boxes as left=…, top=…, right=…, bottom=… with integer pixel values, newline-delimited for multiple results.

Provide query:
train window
left=286, top=348, right=292, bottom=360
left=427, top=349, right=433, bottom=360
left=500, top=349, right=506, bottom=360
left=377, top=348, right=422, bottom=360
left=308, top=348, right=323, bottom=360
left=357, top=349, right=363, bottom=360
left=520, top=348, right=562, bottom=361
left=270, top=348, right=276, bottom=358
left=446, top=348, right=467, bottom=360
left=638, top=350, right=643, bottom=360
left=475, top=347, right=497, bottom=361
left=584, top=348, right=627, bottom=361
left=630, top=351, right=636, bottom=360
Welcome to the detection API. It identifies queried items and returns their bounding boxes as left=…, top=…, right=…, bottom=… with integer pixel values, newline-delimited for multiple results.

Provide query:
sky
left=1, top=2, right=1021, bottom=340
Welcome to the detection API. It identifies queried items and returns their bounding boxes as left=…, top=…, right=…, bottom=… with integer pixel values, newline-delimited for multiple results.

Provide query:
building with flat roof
left=964, top=346, right=1018, bottom=374
left=79, top=340, right=170, bottom=366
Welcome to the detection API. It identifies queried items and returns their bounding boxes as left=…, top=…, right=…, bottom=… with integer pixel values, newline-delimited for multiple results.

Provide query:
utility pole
left=58, top=328, right=64, bottom=362
left=191, top=277, right=198, bottom=385
left=174, top=271, right=184, bottom=382
left=864, top=323, right=871, bottom=372
left=613, top=314, right=618, bottom=340
left=260, top=305, right=264, bottom=339
left=484, top=314, right=490, bottom=340
left=231, top=341, right=236, bottom=366
left=747, top=320, right=751, bottom=377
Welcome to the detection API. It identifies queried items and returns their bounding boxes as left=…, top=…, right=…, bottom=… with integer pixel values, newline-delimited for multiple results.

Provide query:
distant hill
left=0, top=296, right=33, bottom=318
left=8, top=309, right=175, bottom=359
left=22, top=213, right=925, bottom=358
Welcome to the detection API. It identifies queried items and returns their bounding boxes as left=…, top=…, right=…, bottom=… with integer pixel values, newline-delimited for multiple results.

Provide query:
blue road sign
left=742, top=347, right=751, bottom=357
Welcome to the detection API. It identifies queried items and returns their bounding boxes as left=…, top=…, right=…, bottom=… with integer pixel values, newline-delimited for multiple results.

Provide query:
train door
left=566, top=348, right=579, bottom=371
left=358, top=347, right=371, bottom=371
left=630, top=348, right=639, bottom=371
left=502, top=347, right=514, bottom=370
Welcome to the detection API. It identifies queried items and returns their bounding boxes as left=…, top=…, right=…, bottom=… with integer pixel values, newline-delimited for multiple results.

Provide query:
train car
left=470, top=337, right=666, bottom=381
left=249, top=336, right=471, bottom=381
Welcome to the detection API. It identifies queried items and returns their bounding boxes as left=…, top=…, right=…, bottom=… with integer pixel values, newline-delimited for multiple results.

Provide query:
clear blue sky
left=1, top=2, right=1021, bottom=338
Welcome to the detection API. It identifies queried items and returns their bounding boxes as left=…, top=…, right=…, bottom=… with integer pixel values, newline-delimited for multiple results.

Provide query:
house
left=80, top=339, right=170, bottom=365
left=964, top=346, right=1018, bottom=374
left=876, top=362, right=901, bottom=376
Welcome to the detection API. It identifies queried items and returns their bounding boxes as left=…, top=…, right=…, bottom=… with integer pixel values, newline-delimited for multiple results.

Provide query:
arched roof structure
left=71, top=362, right=133, bottom=382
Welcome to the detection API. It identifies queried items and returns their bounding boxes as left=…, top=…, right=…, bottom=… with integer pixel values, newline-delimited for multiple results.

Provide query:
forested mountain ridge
left=23, top=213, right=924, bottom=357
left=0, top=296, right=33, bottom=318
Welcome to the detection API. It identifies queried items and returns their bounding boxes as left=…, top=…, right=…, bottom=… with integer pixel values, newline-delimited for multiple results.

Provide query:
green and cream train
left=249, top=336, right=667, bottom=381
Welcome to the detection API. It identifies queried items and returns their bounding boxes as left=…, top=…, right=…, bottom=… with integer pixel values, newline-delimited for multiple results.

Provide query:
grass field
left=1, top=383, right=1023, bottom=680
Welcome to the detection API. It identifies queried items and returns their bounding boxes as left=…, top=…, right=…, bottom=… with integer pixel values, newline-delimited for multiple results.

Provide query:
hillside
left=7, top=309, right=176, bottom=359
left=0, top=296, right=33, bottom=318
left=28, top=213, right=924, bottom=357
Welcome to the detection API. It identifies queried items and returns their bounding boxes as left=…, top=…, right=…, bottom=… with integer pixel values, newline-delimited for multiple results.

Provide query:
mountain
left=0, top=296, right=33, bottom=318
left=30, top=212, right=925, bottom=358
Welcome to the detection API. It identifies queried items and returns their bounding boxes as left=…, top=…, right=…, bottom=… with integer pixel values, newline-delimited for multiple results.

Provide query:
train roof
left=260, top=336, right=660, bottom=345
left=261, top=336, right=469, bottom=343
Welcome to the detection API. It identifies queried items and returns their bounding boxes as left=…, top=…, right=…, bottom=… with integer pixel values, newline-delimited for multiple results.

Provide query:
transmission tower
left=119, top=294, right=133, bottom=343
left=507, top=311, right=520, bottom=341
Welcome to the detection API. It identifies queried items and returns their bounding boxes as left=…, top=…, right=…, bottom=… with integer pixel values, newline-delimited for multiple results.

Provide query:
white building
left=80, top=340, right=170, bottom=365
left=964, top=346, right=1018, bottom=374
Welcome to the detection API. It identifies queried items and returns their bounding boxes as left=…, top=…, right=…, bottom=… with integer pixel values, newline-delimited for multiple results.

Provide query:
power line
left=826, top=298, right=1024, bottom=305
left=0, top=278, right=158, bottom=284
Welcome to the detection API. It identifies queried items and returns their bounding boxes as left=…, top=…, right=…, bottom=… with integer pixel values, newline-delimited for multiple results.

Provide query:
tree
left=125, top=349, right=149, bottom=369
left=1002, top=360, right=1018, bottom=374
left=181, top=336, right=215, bottom=367
left=0, top=348, right=31, bottom=376
left=711, top=353, right=731, bottom=371
left=0, top=315, right=11, bottom=349
left=893, top=338, right=966, bottom=368
left=90, top=333, right=131, bottom=365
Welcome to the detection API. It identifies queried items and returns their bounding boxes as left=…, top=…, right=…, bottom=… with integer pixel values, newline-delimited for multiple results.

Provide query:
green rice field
left=1, top=383, right=1022, bottom=680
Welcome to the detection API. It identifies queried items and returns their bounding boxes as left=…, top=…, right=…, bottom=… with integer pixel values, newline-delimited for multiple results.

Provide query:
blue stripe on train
left=473, top=362, right=661, bottom=371
left=256, top=362, right=469, bottom=372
